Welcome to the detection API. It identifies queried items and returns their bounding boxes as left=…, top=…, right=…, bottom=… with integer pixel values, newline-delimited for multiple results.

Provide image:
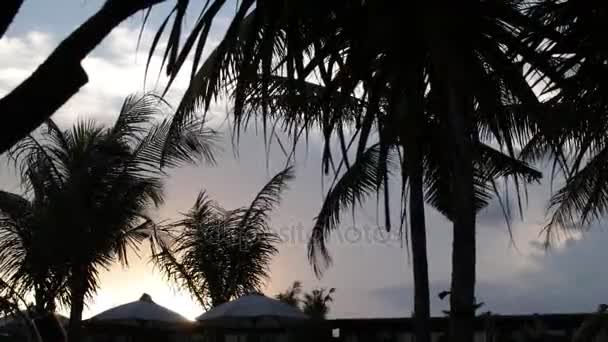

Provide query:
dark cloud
left=478, top=198, right=512, bottom=228
left=369, top=224, right=608, bottom=317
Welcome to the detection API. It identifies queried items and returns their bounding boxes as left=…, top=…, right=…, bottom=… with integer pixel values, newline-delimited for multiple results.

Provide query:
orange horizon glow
left=58, top=255, right=284, bottom=321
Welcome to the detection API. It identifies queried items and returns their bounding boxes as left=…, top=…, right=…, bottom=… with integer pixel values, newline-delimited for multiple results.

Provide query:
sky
left=1, top=0, right=607, bottom=321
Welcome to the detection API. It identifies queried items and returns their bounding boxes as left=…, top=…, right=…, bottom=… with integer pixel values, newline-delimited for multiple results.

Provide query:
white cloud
left=0, top=31, right=54, bottom=92
left=0, top=23, right=223, bottom=127
left=0, top=31, right=53, bottom=66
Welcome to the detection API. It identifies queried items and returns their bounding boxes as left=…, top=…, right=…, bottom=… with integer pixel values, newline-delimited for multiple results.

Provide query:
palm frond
left=151, top=226, right=210, bottom=309
left=309, top=144, right=396, bottom=276
left=110, top=93, right=167, bottom=141
left=424, top=141, right=542, bottom=221
left=236, top=165, right=294, bottom=232
left=0, top=191, right=31, bottom=222
left=275, top=280, right=303, bottom=307
left=302, top=287, right=335, bottom=319
left=152, top=168, right=291, bottom=307
left=543, top=146, right=608, bottom=246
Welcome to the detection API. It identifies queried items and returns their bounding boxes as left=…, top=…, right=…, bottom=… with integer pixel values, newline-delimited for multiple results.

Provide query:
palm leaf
left=152, top=168, right=291, bottom=307
left=309, top=143, right=396, bottom=276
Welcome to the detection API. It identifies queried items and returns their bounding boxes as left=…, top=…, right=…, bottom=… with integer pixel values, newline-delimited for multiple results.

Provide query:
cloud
left=371, top=222, right=608, bottom=317
left=0, top=23, right=223, bottom=127
left=0, top=31, right=54, bottom=91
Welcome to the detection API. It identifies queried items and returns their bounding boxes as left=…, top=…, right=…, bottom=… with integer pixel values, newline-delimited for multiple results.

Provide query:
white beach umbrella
left=196, top=294, right=309, bottom=328
left=89, top=293, right=187, bottom=324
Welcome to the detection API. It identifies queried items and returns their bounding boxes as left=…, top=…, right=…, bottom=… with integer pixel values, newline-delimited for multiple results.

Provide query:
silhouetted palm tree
left=309, top=128, right=541, bottom=342
left=150, top=2, right=562, bottom=340
left=520, top=3, right=608, bottom=246
left=275, top=281, right=303, bottom=308
left=4, top=94, right=216, bottom=342
left=301, top=287, right=335, bottom=320
left=0, top=187, right=67, bottom=315
left=234, top=76, right=541, bottom=342
left=153, top=166, right=293, bottom=309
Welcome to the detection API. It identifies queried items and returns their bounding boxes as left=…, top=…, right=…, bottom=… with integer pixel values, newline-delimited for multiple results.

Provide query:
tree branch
left=0, top=0, right=24, bottom=39
left=0, top=0, right=168, bottom=153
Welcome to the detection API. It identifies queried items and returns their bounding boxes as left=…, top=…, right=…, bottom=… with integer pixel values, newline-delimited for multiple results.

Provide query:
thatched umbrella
left=196, top=294, right=324, bottom=342
left=89, top=293, right=186, bottom=324
left=86, top=293, right=191, bottom=342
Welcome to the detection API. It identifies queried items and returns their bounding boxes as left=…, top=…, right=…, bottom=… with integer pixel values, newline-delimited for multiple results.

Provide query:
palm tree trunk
left=422, top=5, right=478, bottom=335
left=34, top=313, right=67, bottom=342
left=396, top=59, right=431, bottom=342
left=0, top=0, right=167, bottom=153
left=34, top=285, right=46, bottom=315
left=445, top=84, right=476, bottom=342
left=408, top=151, right=431, bottom=342
left=419, top=3, right=477, bottom=338
left=67, top=265, right=88, bottom=342
left=401, top=53, right=431, bottom=342
left=401, top=66, right=432, bottom=342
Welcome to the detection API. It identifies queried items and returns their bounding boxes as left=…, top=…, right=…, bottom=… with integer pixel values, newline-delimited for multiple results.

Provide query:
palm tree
left=236, top=75, right=541, bottom=341
left=4, top=94, right=217, bottom=342
left=166, top=59, right=540, bottom=342
left=0, top=189, right=69, bottom=342
left=518, top=3, right=608, bottom=246
left=153, top=166, right=293, bottom=309
left=148, top=2, right=562, bottom=341
left=235, top=75, right=437, bottom=341
left=275, top=281, right=303, bottom=308
left=0, top=188, right=66, bottom=315
left=301, top=287, right=335, bottom=320
left=0, top=279, right=43, bottom=342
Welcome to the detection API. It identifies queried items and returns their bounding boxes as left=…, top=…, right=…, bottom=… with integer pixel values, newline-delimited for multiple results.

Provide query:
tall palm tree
left=275, top=281, right=303, bottom=308
left=162, top=47, right=540, bottom=342
left=153, top=166, right=293, bottom=309
left=236, top=74, right=438, bottom=341
left=309, top=128, right=540, bottom=339
left=234, top=75, right=541, bottom=341
left=4, top=94, right=217, bottom=342
left=148, top=2, right=561, bottom=340
left=301, top=287, right=335, bottom=320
